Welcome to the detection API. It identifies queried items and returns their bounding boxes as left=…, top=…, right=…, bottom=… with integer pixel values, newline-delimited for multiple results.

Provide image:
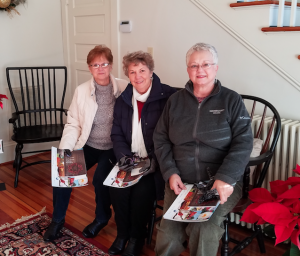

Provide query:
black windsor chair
left=147, top=200, right=163, bottom=245
left=221, top=95, right=281, bottom=256
left=6, top=67, right=68, bottom=187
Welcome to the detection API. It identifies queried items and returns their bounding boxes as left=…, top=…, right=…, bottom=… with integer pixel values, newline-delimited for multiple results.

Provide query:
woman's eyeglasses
left=188, top=63, right=215, bottom=71
left=90, top=63, right=110, bottom=69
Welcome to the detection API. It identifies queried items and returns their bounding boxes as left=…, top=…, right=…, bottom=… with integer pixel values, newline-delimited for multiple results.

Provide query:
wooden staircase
left=231, top=0, right=300, bottom=8
left=189, top=0, right=300, bottom=90
left=230, top=1, right=300, bottom=59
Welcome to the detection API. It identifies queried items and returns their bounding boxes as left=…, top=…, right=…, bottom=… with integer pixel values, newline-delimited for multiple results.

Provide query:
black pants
left=52, top=145, right=116, bottom=223
left=109, top=173, right=156, bottom=239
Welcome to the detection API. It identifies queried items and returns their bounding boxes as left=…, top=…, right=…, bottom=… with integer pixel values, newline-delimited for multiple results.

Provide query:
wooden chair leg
left=14, top=143, right=23, bottom=188
left=147, top=200, right=157, bottom=245
left=13, top=145, right=18, bottom=168
left=221, top=215, right=230, bottom=256
left=254, top=224, right=266, bottom=253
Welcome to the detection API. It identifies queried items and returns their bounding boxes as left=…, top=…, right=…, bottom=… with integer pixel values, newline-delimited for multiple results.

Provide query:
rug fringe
left=0, top=206, right=46, bottom=231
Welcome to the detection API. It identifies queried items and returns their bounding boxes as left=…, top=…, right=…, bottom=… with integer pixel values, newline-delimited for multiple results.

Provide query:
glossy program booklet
left=51, top=147, right=88, bottom=187
left=103, top=160, right=147, bottom=188
left=163, top=184, right=220, bottom=222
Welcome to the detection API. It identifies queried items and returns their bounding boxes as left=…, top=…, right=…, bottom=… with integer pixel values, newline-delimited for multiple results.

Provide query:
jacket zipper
left=193, top=103, right=201, bottom=175
left=186, top=81, right=221, bottom=178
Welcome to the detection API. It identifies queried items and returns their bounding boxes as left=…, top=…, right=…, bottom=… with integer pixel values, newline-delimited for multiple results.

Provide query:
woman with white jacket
left=43, top=45, right=128, bottom=241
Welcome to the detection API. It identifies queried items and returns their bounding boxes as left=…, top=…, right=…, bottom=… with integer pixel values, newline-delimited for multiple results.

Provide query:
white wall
left=0, top=0, right=65, bottom=163
left=1, top=0, right=300, bottom=163
left=119, top=0, right=300, bottom=120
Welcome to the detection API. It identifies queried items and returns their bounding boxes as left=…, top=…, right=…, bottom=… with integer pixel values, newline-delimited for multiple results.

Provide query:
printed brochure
left=103, top=160, right=147, bottom=188
left=51, top=147, right=88, bottom=187
left=163, top=184, right=220, bottom=222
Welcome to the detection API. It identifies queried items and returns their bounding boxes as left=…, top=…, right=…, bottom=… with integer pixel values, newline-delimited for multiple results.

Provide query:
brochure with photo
left=103, top=159, right=147, bottom=188
left=51, top=147, right=88, bottom=187
left=163, top=184, right=221, bottom=222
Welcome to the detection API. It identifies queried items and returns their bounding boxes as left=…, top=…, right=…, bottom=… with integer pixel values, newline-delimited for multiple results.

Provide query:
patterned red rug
left=0, top=211, right=109, bottom=256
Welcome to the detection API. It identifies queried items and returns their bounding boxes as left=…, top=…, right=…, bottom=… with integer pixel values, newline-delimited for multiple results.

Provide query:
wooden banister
left=230, top=1, right=300, bottom=8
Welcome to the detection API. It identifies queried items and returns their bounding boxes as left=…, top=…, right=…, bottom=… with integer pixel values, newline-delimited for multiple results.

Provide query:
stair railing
left=239, top=0, right=299, bottom=27
left=277, top=0, right=298, bottom=27
left=289, top=0, right=298, bottom=27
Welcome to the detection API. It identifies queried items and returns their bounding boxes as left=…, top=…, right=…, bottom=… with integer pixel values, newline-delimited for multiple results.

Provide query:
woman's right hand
left=169, top=174, right=186, bottom=195
left=118, top=156, right=134, bottom=172
left=65, top=149, right=72, bottom=157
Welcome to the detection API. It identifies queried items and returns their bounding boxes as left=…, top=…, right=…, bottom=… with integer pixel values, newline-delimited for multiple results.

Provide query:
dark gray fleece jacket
left=153, top=79, right=253, bottom=185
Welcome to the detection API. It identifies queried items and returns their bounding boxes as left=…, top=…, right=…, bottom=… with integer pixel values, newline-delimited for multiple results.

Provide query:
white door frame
left=60, top=0, right=120, bottom=98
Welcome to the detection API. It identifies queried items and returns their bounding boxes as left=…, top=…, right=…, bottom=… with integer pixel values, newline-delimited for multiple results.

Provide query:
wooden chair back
left=241, top=95, right=281, bottom=201
left=6, top=67, right=67, bottom=129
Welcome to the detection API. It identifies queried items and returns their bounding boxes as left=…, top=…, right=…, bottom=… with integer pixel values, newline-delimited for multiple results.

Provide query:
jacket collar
left=88, top=73, right=121, bottom=97
left=185, top=79, right=221, bottom=99
left=121, top=72, right=169, bottom=107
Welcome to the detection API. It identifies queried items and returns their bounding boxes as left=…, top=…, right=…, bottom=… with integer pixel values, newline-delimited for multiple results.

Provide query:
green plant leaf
left=290, top=243, right=300, bottom=256
left=263, top=224, right=276, bottom=238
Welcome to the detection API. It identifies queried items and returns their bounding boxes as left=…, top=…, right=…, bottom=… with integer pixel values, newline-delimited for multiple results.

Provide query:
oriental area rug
left=0, top=210, right=109, bottom=256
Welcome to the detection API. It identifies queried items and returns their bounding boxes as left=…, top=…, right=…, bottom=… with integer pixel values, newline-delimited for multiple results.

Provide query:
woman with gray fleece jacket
left=153, top=43, right=253, bottom=256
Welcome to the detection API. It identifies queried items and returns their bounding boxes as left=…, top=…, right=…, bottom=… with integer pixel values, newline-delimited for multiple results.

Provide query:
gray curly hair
left=186, top=43, right=218, bottom=65
left=122, top=51, right=154, bottom=77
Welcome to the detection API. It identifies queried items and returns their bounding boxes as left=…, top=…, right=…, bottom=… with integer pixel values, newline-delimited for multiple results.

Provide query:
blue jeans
left=52, top=145, right=116, bottom=223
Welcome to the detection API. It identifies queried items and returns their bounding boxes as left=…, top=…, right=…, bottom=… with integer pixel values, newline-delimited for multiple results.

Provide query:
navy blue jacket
left=111, top=73, right=176, bottom=199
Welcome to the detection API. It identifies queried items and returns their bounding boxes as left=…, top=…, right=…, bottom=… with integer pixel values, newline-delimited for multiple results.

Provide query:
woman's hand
left=118, top=156, right=134, bottom=172
left=65, top=149, right=72, bottom=157
left=140, top=158, right=156, bottom=176
left=211, top=179, right=234, bottom=204
left=169, top=174, right=186, bottom=195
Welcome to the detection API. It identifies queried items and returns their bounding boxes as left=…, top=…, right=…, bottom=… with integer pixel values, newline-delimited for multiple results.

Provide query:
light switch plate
left=120, top=21, right=132, bottom=33
left=147, top=47, right=154, bottom=57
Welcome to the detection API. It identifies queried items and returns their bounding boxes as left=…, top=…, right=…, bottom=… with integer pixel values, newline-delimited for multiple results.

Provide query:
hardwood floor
left=0, top=153, right=289, bottom=256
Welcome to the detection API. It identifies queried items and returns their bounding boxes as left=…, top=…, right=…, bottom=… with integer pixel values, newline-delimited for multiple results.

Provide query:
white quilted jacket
left=59, top=74, right=128, bottom=150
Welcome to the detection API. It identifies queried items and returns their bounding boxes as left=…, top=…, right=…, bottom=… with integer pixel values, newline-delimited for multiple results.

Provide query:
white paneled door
left=61, top=0, right=119, bottom=96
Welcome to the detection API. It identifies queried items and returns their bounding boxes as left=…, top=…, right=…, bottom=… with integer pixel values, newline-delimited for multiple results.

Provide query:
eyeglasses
left=188, top=63, right=215, bottom=71
left=90, top=63, right=110, bottom=69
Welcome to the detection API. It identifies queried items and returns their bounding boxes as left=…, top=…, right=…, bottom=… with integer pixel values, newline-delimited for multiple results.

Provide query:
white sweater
left=59, top=74, right=128, bottom=150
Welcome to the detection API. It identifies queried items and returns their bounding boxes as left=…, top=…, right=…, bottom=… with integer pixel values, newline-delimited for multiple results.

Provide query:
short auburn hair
left=122, top=51, right=154, bottom=77
left=87, top=45, right=113, bottom=65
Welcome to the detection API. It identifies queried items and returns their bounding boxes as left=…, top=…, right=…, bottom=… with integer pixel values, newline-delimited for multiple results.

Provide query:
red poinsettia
left=241, top=165, right=300, bottom=250
left=0, top=94, right=8, bottom=109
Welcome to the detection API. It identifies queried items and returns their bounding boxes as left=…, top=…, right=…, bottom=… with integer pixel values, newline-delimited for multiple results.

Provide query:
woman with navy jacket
left=108, top=51, right=176, bottom=256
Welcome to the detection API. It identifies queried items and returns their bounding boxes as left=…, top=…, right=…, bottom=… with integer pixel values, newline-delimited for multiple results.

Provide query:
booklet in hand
left=51, top=147, right=88, bottom=187
left=163, top=183, right=221, bottom=222
left=103, top=158, right=147, bottom=188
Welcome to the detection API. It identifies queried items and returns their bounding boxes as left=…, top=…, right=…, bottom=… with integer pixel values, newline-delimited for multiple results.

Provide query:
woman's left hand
left=140, top=158, right=156, bottom=176
left=139, top=158, right=151, bottom=173
left=211, top=180, right=234, bottom=204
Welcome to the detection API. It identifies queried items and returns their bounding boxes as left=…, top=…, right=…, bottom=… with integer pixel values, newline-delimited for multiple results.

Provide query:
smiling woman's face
left=88, top=55, right=112, bottom=85
left=187, top=50, right=218, bottom=88
left=128, top=62, right=153, bottom=94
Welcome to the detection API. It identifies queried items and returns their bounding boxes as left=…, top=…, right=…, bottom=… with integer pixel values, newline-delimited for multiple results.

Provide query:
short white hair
left=186, top=43, right=218, bottom=65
